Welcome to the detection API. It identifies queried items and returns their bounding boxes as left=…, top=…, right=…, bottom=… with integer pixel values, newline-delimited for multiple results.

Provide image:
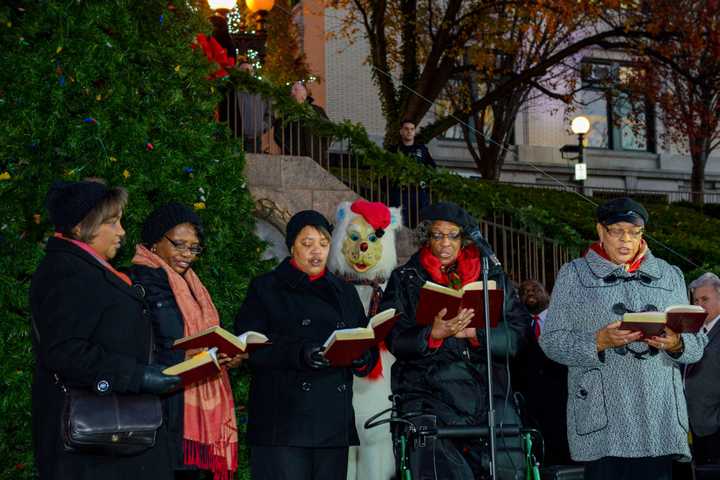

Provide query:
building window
left=579, top=61, right=655, bottom=153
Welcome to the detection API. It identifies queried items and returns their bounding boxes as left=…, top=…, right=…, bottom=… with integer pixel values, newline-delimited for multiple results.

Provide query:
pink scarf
left=132, top=245, right=237, bottom=479
left=54, top=233, right=132, bottom=285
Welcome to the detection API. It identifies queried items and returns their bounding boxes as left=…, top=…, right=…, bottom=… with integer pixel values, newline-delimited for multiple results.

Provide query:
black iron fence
left=221, top=89, right=578, bottom=287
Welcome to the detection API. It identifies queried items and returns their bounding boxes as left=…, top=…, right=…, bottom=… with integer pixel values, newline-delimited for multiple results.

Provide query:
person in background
left=230, top=61, right=269, bottom=154
left=381, top=201, right=529, bottom=479
left=30, top=180, right=179, bottom=480
left=685, top=272, right=720, bottom=465
left=235, top=210, right=377, bottom=480
left=514, top=280, right=572, bottom=466
left=540, top=197, right=708, bottom=480
left=130, top=203, right=243, bottom=480
left=391, top=121, right=436, bottom=169
left=389, top=121, right=436, bottom=227
left=273, top=81, right=330, bottom=161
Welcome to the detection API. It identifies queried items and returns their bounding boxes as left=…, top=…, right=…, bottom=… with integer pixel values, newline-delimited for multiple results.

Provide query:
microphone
left=467, top=227, right=501, bottom=268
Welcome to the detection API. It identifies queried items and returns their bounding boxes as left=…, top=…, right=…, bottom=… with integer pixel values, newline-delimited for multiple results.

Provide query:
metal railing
left=221, top=88, right=576, bottom=287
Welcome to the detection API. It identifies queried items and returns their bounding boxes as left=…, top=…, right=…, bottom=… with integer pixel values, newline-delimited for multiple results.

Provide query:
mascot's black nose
left=360, top=242, right=368, bottom=252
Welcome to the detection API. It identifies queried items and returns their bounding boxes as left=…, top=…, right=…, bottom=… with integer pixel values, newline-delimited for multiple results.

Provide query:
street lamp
left=245, top=0, right=275, bottom=34
left=208, top=0, right=237, bottom=14
left=571, top=115, right=590, bottom=183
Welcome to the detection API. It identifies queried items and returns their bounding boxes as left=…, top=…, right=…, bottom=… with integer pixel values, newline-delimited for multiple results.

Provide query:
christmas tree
left=0, top=1, right=264, bottom=477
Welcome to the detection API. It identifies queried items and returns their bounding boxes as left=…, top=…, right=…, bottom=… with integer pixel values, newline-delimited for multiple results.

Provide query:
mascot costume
left=328, top=199, right=402, bottom=480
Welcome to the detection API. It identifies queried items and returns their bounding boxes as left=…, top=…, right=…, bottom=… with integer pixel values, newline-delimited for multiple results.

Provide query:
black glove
left=302, top=344, right=330, bottom=370
left=139, top=364, right=181, bottom=394
left=351, top=349, right=373, bottom=369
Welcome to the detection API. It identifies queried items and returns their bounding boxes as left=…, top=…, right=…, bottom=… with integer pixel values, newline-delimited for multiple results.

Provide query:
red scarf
left=587, top=241, right=647, bottom=273
left=419, top=244, right=482, bottom=289
left=54, top=233, right=132, bottom=286
left=290, top=258, right=326, bottom=281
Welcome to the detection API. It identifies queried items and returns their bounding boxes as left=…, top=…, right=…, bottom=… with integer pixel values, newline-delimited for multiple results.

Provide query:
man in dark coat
left=235, top=210, right=376, bottom=480
left=513, top=280, right=572, bottom=467
left=380, top=202, right=530, bottom=479
left=30, top=180, right=178, bottom=480
left=388, top=120, right=436, bottom=227
left=686, top=272, right=720, bottom=465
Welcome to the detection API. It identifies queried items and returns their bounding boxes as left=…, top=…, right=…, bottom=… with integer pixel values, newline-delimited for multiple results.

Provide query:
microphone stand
left=481, top=255, right=498, bottom=479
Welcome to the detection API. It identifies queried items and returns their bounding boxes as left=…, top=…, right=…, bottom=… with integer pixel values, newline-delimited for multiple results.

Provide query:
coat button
left=337, top=384, right=347, bottom=392
left=301, top=318, right=311, bottom=327
left=156, top=301, right=163, bottom=308
left=301, top=381, right=311, bottom=392
left=336, top=322, right=346, bottom=328
left=96, top=380, right=111, bottom=394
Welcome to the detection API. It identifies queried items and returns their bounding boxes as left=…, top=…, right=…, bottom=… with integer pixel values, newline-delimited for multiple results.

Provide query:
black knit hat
left=285, top=210, right=333, bottom=249
left=45, top=180, right=110, bottom=231
left=596, top=197, right=649, bottom=226
left=141, top=203, right=203, bottom=246
left=420, top=202, right=475, bottom=230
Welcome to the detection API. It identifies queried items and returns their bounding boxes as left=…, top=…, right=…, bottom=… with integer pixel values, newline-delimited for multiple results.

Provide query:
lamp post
left=570, top=115, right=590, bottom=189
left=208, top=0, right=238, bottom=59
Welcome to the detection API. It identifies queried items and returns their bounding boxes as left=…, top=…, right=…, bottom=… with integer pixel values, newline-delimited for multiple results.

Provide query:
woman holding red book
left=380, top=202, right=530, bottom=479
left=235, top=210, right=377, bottom=480
left=30, top=180, right=179, bottom=480
left=539, top=197, right=708, bottom=480
left=130, top=203, right=243, bottom=480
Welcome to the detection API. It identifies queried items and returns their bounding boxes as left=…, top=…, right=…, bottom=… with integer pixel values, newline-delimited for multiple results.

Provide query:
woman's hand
left=454, top=327, right=477, bottom=339
left=430, top=308, right=475, bottom=340
left=218, top=352, right=248, bottom=369
left=645, top=326, right=683, bottom=353
left=596, top=321, right=643, bottom=352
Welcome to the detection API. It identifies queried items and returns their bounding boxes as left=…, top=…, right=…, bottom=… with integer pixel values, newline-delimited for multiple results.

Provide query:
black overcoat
left=128, top=265, right=186, bottom=470
left=29, top=237, right=173, bottom=480
left=234, top=258, right=368, bottom=448
left=380, top=252, right=530, bottom=426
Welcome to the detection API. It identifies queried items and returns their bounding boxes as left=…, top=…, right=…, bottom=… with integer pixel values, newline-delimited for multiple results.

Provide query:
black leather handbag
left=31, top=314, right=163, bottom=456
left=60, top=384, right=162, bottom=456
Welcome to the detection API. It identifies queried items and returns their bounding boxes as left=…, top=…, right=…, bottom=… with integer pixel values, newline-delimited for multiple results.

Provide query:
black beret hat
left=141, top=203, right=203, bottom=245
left=45, top=180, right=110, bottom=231
left=420, top=202, right=475, bottom=230
left=596, top=197, right=649, bottom=226
left=285, top=210, right=333, bottom=249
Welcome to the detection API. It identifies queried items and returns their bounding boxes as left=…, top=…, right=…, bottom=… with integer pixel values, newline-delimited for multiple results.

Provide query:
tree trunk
left=690, top=147, right=707, bottom=204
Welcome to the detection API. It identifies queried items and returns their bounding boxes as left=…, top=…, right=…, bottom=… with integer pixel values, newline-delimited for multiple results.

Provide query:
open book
left=173, top=326, right=269, bottom=357
left=322, top=308, right=400, bottom=367
left=620, top=305, right=707, bottom=337
left=163, top=348, right=221, bottom=386
left=415, top=280, right=503, bottom=328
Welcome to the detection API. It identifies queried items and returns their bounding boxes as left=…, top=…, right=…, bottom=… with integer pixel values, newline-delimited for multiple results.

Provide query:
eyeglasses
left=603, top=225, right=644, bottom=239
left=164, top=236, right=203, bottom=256
left=430, top=231, right=462, bottom=242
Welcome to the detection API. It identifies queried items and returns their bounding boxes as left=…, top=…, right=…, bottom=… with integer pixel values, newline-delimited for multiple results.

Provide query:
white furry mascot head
left=328, top=199, right=402, bottom=281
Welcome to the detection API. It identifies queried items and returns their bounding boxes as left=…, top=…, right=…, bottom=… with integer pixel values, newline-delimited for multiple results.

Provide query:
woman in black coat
left=30, top=180, right=179, bottom=480
left=234, top=210, right=376, bottom=480
left=129, top=203, right=243, bottom=480
left=380, top=202, right=530, bottom=480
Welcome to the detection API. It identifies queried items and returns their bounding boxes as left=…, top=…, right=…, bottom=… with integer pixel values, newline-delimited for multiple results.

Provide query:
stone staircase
left=243, top=153, right=416, bottom=264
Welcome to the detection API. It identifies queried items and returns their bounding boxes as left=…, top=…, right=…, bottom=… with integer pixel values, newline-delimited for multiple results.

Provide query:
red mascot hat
left=350, top=200, right=391, bottom=237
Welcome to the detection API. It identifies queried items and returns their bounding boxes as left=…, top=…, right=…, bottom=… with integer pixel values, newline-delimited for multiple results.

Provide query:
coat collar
left=584, top=247, right=662, bottom=281
left=45, top=237, right=144, bottom=302
left=276, top=256, right=345, bottom=292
